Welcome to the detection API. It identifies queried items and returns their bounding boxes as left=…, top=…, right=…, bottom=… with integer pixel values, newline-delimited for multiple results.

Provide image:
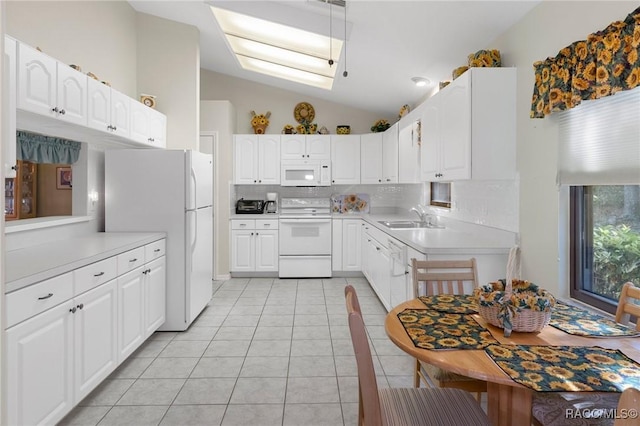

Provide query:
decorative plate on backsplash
left=331, top=193, right=370, bottom=214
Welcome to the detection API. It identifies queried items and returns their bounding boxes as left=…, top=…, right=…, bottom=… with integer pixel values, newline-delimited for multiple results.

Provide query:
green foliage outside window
left=593, top=224, right=640, bottom=300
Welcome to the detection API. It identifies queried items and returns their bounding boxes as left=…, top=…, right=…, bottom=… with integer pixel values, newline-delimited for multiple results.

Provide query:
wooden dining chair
left=344, top=285, right=490, bottom=426
left=411, top=258, right=487, bottom=399
left=532, top=387, right=640, bottom=426
left=615, top=282, right=640, bottom=331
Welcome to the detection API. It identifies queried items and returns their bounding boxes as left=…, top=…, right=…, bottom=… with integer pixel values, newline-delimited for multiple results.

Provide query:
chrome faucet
left=410, top=204, right=430, bottom=224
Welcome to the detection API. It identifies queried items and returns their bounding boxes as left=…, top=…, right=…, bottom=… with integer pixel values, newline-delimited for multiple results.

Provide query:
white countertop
left=6, top=232, right=166, bottom=293
left=230, top=212, right=517, bottom=254
left=361, top=214, right=516, bottom=254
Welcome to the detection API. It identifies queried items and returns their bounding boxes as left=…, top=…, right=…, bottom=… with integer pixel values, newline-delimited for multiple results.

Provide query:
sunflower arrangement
left=474, top=279, right=556, bottom=336
left=250, top=110, right=271, bottom=134
left=370, top=119, right=391, bottom=133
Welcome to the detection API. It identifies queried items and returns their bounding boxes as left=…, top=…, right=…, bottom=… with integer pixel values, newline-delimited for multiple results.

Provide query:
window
left=430, top=182, right=451, bottom=208
left=570, top=185, right=640, bottom=313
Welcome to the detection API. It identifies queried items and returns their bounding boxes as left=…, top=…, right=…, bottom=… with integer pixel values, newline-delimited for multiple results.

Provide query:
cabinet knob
left=38, top=293, right=54, bottom=300
left=386, top=178, right=391, bottom=182
left=113, top=126, right=117, bottom=131
left=256, top=232, right=259, bottom=235
left=51, top=107, right=58, bottom=113
left=254, top=180, right=257, bottom=183
left=59, top=109, right=66, bottom=115
left=69, top=307, right=77, bottom=314
left=251, top=232, right=254, bottom=235
left=11, top=164, right=17, bottom=171
left=332, top=180, right=335, bottom=183
left=107, top=125, right=112, bottom=130
left=77, top=303, right=84, bottom=310
left=378, top=179, right=382, bottom=182
left=258, top=180, right=262, bottom=183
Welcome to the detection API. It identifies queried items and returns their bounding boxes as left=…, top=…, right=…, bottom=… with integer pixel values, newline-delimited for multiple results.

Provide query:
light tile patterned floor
left=59, top=277, right=420, bottom=426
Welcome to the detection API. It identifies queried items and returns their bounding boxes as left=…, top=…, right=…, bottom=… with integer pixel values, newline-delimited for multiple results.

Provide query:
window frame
left=569, top=186, right=618, bottom=315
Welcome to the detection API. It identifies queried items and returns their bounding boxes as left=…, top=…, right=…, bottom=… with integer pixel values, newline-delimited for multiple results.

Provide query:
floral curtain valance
left=531, top=5, right=640, bottom=118
left=17, top=131, right=81, bottom=164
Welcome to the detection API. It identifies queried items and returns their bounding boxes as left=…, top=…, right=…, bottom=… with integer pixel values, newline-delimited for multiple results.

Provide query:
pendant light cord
left=343, top=1, right=348, bottom=77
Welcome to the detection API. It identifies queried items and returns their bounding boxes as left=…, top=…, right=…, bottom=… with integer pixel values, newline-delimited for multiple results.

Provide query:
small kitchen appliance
left=265, top=192, right=278, bottom=214
left=235, top=198, right=265, bottom=214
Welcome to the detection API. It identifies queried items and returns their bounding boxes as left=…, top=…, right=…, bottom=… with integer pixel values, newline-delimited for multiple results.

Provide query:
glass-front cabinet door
left=5, top=160, right=37, bottom=220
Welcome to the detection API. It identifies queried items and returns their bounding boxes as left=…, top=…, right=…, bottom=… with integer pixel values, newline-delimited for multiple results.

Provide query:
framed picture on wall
left=56, top=167, right=72, bottom=189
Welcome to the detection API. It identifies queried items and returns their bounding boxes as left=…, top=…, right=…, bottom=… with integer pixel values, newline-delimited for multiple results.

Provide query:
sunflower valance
left=531, top=5, right=640, bottom=118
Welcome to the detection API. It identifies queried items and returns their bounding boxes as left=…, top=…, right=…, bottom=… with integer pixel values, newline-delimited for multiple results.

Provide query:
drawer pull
left=69, top=307, right=77, bottom=314
left=154, top=248, right=161, bottom=252
left=94, top=272, right=105, bottom=277
left=129, top=258, right=138, bottom=263
left=77, top=303, right=84, bottom=310
left=38, top=293, right=54, bottom=300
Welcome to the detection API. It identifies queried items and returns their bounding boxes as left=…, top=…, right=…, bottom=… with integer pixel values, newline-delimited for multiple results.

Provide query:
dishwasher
left=388, top=238, right=409, bottom=307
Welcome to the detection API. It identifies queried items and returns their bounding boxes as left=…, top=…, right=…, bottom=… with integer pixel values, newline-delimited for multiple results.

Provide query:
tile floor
left=59, top=277, right=421, bottom=426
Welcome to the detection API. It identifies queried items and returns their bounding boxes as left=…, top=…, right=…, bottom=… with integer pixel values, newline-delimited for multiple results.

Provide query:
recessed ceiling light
left=211, top=6, right=344, bottom=90
left=411, top=77, right=430, bottom=87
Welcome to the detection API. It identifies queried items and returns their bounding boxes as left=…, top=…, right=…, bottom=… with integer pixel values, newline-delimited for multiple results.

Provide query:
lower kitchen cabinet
left=5, top=237, right=166, bottom=426
left=6, top=300, right=75, bottom=426
left=117, top=266, right=145, bottom=362
left=74, top=280, right=118, bottom=402
left=230, top=219, right=278, bottom=273
left=333, top=218, right=363, bottom=272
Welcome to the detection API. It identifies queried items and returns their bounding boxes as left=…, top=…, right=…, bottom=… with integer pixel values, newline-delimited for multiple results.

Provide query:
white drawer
left=145, top=239, right=166, bottom=261
left=6, top=272, right=74, bottom=328
left=117, top=247, right=146, bottom=275
left=231, top=219, right=255, bottom=230
left=255, top=220, right=278, bottom=230
left=74, top=257, right=118, bottom=294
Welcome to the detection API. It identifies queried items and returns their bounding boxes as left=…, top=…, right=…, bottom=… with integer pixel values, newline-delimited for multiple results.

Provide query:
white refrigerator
left=105, top=149, right=213, bottom=331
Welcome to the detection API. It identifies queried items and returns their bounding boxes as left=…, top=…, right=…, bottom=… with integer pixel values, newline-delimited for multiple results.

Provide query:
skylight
left=211, top=6, right=343, bottom=90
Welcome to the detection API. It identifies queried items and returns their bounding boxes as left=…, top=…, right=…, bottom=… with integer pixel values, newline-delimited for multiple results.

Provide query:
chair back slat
left=615, top=282, right=640, bottom=331
left=412, top=258, right=479, bottom=297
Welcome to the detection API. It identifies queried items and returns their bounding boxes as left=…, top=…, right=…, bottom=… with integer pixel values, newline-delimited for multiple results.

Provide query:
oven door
left=279, top=217, right=332, bottom=255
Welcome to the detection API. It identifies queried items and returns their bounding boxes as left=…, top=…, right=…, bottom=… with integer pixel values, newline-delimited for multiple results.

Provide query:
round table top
left=385, top=298, right=640, bottom=388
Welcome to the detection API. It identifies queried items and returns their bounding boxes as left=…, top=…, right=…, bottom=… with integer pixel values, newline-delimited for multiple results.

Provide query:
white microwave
left=281, top=159, right=331, bottom=186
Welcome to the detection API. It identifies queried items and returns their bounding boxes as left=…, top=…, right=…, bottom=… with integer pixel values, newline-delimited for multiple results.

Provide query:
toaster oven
left=235, top=199, right=265, bottom=214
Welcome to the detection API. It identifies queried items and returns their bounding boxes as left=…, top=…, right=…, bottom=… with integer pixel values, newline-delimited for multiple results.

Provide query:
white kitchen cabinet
left=4, top=35, right=17, bottom=178
left=398, top=119, right=421, bottom=183
left=233, top=134, right=280, bottom=185
left=281, top=134, right=330, bottom=160
left=87, top=78, right=131, bottom=139
left=382, top=123, right=399, bottom=183
left=230, top=219, right=278, bottom=272
left=117, top=266, right=145, bottom=362
left=17, top=42, right=87, bottom=126
left=74, top=280, right=118, bottom=402
left=360, top=127, right=398, bottom=184
left=5, top=237, right=166, bottom=426
left=7, top=299, right=74, bottom=426
left=342, top=219, right=362, bottom=271
left=130, top=101, right=167, bottom=148
left=144, top=256, right=167, bottom=338
left=420, top=67, right=516, bottom=182
left=331, top=135, right=360, bottom=184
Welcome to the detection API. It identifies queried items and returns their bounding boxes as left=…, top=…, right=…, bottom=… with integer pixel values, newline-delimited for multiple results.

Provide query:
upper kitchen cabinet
left=398, top=117, right=421, bottom=183
left=331, top=135, right=360, bottom=185
left=233, top=134, right=280, bottom=185
left=361, top=124, right=398, bottom=184
left=130, top=102, right=166, bottom=148
left=17, top=42, right=87, bottom=126
left=4, top=36, right=17, bottom=178
left=87, top=78, right=131, bottom=139
left=281, top=134, right=330, bottom=160
left=420, top=67, right=516, bottom=182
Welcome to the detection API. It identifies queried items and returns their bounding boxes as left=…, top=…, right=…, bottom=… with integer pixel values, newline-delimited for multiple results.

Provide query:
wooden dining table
left=385, top=298, right=640, bottom=426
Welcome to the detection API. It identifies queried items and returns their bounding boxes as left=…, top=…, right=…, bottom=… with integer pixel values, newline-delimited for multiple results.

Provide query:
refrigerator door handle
left=190, top=167, right=198, bottom=210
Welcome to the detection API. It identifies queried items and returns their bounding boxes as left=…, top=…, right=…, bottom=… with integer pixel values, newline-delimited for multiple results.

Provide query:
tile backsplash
left=232, top=179, right=518, bottom=233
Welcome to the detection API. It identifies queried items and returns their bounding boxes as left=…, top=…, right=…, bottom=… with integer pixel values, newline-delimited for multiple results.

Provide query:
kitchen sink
left=378, top=220, right=444, bottom=229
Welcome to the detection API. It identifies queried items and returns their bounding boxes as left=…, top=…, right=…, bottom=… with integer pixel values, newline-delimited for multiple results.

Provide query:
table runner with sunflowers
left=485, top=344, right=640, bottom=392
left=397, top=309, right=497, bottom=350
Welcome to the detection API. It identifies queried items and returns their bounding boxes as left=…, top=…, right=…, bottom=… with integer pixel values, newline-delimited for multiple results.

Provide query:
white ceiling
left=128, top=0, right=540, bottom=117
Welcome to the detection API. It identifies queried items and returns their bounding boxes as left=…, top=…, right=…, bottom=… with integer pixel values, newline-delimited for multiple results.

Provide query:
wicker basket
left=474, top=279, right=555, bottom=336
